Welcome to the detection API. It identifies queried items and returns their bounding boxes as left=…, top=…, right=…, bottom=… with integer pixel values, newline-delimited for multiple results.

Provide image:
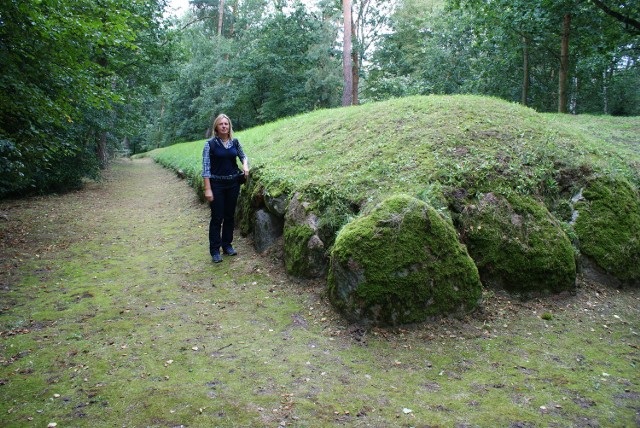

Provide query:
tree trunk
left=342, top=0, right=353, bottom=106
left=558, top=13, right=571, bottom=113
left=521, top=36, right=530, bottom=106
left=97, top=131, right=108, bottom=169
left=351, top=19, right=359, bottom=105
left=229, top=0, right=238, bottom=37
left=603, top=64, right=614, bottom=114
left=218, top=0, right=224, bottom=37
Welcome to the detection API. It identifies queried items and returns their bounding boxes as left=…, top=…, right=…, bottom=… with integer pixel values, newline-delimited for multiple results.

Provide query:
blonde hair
left=212, top=114, right=233, bottom=139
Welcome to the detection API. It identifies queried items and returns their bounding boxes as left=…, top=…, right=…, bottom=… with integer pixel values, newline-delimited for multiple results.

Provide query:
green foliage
left=4, top=0, right=638, bottom=198
left=151, top=2, right=342, bottom=148
left=0, top=0, right=173, bottom=197
left=367, top=0, right=639, bottom=114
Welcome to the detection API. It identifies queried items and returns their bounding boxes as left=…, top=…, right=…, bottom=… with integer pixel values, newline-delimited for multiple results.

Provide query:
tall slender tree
left=342, top=0, right=354, bottom=105
left=218, top=0, right=225, bottom=36
left=559, top=13, right=571, bottom=113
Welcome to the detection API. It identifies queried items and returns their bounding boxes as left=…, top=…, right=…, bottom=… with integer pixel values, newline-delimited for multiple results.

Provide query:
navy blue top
left=201, top=137, right=247, bottom=179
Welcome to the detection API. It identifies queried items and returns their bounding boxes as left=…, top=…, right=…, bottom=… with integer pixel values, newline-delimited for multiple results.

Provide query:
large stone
left=459, top=192, right=576, bottom=295
left=253, top=209, right=284, bottom=253
left=573, top=176, right=640, bottom=286
left=264, top=192, right=289, bottom=217
left=235, top=176, right=264, bottom=237
left=328, top=195, right=482, bottom=326
left=283, top=193, right=327, bottom=278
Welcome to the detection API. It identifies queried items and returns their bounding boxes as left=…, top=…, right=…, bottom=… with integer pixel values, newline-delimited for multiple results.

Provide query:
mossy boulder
left=573, top=176, right=640, bottom=285
left=236, top=171, right=265, bottom=238
left=328, top=195, right=482, bottom=326
left=284, top=193, right=327, bottom=278
left=254, top=209, right=284, bottom=253
left=459, top=192, right=576, bottom=295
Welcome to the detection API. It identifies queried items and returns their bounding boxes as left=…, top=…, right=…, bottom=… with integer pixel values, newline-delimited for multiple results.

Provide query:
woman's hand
left=243, top=168, right=250, bottom=180
left=204, top=188, right=214, bottom=202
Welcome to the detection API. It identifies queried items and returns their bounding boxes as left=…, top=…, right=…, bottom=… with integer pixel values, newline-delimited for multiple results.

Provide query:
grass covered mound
left=148, top=95, right=640, bottom=306
left=328, top=194, right=482, bottom=326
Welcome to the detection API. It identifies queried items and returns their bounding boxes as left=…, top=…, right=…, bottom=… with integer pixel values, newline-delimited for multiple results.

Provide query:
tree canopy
left=0, top=0, right=172, bottom=196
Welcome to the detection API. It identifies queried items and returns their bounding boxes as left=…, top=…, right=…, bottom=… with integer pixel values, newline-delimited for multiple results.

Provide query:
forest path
left=0, top=158, right=339, bottom=426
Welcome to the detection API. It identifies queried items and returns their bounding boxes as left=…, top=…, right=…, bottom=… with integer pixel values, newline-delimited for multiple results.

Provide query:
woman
left=202, top=114, right=249, bottom=263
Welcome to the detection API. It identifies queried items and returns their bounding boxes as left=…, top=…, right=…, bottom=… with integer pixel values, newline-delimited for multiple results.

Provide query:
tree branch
left=589, top=0, right=640, bottom=34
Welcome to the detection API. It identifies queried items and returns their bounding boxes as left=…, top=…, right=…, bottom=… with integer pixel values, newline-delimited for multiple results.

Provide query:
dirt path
left=1, top=159, right=639, bottom=427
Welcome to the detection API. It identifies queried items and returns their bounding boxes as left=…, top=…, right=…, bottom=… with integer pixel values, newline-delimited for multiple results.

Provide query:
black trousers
left=209, top=179, right=240, bottom=256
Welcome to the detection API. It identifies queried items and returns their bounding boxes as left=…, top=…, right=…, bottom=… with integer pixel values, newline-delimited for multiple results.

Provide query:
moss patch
left=328, top=195, right=482, bottom=326
left=459, top=192, right=576, bottom=295
left=574, top=176, right=640, bottom=283
left=236, top=167, right=266, bottom=237
left=284, top=224, right=316, bottom=277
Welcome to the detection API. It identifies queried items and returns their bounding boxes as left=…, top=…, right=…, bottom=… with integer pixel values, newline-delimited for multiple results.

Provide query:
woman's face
left=216, top=118, right=230, bottom=137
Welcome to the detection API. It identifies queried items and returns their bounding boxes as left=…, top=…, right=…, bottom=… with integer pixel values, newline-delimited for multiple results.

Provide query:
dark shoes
left=212, top=247, right=236, bottom=263
left=223, top=246, right=238, bottom=256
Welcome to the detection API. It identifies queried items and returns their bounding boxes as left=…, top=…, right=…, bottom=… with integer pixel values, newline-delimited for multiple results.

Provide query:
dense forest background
left=1, top=0, right=638, bottom=198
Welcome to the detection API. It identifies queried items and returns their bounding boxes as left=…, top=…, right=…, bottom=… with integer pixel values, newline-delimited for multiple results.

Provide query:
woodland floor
left=0, top=158, right=638, bottom=427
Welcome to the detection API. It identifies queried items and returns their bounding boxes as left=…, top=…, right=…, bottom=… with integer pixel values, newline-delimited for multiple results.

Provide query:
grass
left=542, top=113, right=640, bottom=154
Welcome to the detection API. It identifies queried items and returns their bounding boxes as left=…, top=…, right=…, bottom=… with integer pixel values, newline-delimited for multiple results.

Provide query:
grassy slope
left=149, top=95, right=639, bottom=214
left=543, top=113, right=640, bottom=154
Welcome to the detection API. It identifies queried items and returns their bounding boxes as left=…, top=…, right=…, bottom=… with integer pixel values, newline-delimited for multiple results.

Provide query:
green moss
left=284, top=224, right=316, bottom=277
left=328, top=195, right=482, bottom=326
left=551, top=199, right=573, bottom=223
left=460, top=192, right=576, bottom=295
left=236, top=167, right=267, bottom=237
left=574, top=176, right=640, bottom=282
